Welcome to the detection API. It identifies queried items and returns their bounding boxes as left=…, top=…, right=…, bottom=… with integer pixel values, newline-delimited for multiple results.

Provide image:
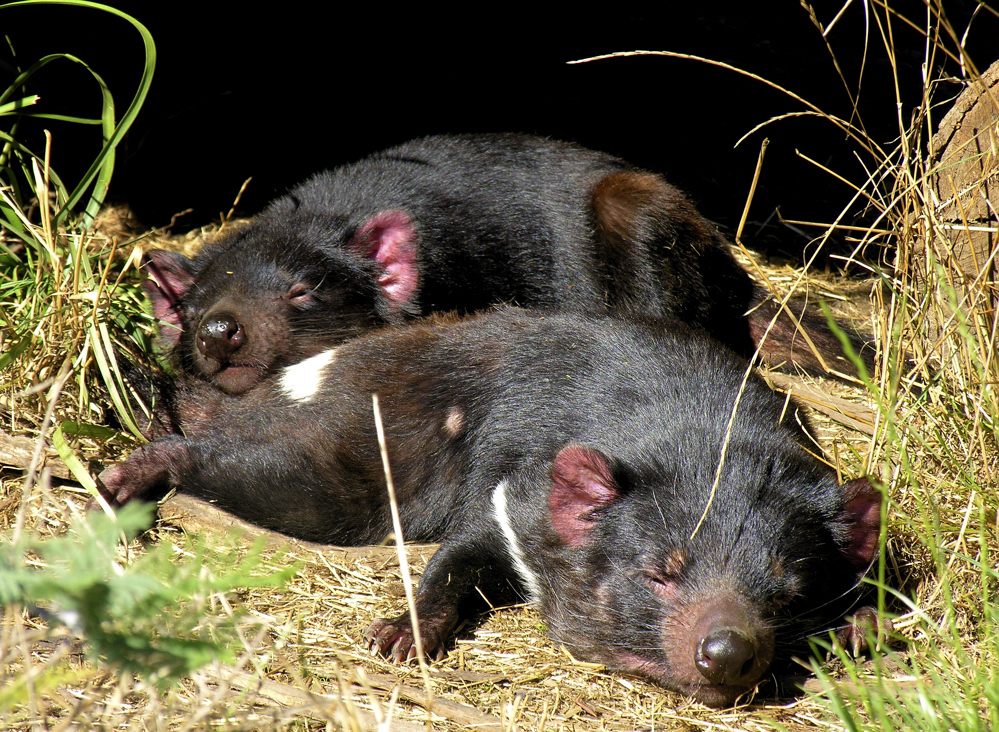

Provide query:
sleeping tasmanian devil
left=144, top=133, right=867, bottom=395
left=98, top=309, right=882, bottom=707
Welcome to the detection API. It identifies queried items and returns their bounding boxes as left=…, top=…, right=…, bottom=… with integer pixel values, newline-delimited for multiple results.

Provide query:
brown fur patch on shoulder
left=591, top=171, right=702, bottom=253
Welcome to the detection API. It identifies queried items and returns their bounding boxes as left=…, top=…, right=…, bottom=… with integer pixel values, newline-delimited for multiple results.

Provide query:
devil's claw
left=835, top=606, right=893, bottom=656
left=365, top=614, right=449, bottom=662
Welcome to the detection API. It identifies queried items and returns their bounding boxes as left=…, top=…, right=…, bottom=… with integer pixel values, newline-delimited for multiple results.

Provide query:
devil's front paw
left=87, top=439, right=189, bottom=510
left=365, top=610, right=454, bottom=663
left=835, top=606, right=893, bottom=656
left=88, top=462, right=136, bottom=509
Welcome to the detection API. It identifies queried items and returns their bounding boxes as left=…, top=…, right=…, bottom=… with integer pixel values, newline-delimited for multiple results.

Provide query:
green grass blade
left=0, top=94, right=38, bottom=115
left=13, top=112, right=102, bottom=125
left=51, top=424, right=113, bottom=516
left=0, top=52, right=72, bottom=106
left=87, top=320, right=145, bottom=441
left=60, top=421, right=118, bottom=439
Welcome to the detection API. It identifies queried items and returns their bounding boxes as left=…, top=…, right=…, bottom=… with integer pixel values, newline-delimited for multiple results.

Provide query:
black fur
left=143, top=134, right=870, bottom=395
left=99, top=309, right=880, bottom=706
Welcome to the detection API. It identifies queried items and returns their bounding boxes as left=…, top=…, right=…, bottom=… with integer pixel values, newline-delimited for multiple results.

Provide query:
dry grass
left=2, top=3, right=998, bottom=729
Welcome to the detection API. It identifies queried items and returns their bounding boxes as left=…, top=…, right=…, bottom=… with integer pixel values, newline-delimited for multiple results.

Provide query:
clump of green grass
left=1, top=1, right=158, bottom=476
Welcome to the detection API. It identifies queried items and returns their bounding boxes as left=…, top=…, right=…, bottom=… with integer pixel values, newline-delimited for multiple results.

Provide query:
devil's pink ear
left=549, top=444, right=621, bottom=547
left=838, top=478, right=882, bottom=569
left=143, top=250, right=197, bottom=347
left=347, top=210, right=419, bottom=306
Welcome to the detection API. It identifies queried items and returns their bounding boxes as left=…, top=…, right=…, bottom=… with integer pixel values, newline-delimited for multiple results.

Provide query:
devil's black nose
left=197, top=313, right=245, bottom=362
left=695, top=628, right=758, bottom=685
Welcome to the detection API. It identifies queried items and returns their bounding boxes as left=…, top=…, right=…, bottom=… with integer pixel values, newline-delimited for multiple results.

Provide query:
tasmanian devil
left=97, top=309, right=882, bottom=707
left=143, top=133, right=866, bottom=395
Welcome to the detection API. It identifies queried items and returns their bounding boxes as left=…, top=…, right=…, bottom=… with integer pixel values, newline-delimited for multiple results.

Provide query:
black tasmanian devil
left=98, top=309, right=882, bottom=707
left=143, top=133, right=867, bottom=396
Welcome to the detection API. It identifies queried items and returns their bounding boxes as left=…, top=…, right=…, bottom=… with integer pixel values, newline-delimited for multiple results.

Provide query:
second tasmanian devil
left=142, top=134, right=867, bottom=395
left=98, top=309, right=882, bottom=707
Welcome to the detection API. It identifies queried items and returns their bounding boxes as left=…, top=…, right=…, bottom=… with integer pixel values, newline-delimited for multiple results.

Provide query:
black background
left=2, top=1, right=996, bottom=259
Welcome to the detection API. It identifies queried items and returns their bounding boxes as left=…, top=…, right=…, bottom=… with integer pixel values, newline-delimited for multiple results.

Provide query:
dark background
left=2, top=1, right=996, bottom=260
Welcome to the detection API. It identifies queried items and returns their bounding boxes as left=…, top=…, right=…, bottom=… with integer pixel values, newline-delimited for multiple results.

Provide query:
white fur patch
left=491, top=479, right=541, bottom=602
left=278, top=348, right=337, bottom=403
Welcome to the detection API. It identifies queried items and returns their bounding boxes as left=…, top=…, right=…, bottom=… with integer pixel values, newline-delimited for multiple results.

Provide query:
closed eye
left=644, top=571, right=679, bottom=600
left=285, top=282, right=314, bottom=306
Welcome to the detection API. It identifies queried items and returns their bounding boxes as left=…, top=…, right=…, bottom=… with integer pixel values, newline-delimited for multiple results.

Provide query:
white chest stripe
left=278, top=348, right=337, bottom=403
left=491, top=479, right=541, bottom=602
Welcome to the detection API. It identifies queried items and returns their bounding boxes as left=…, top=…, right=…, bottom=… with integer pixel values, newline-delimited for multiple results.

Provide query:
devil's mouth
left=683, top=680, right=761, bottom=708
left=653, top=672, right=759, bottom=707
left=211, top=363, right=266, bottom=394
left=618, top=657, right=763, bottom=708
